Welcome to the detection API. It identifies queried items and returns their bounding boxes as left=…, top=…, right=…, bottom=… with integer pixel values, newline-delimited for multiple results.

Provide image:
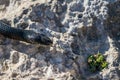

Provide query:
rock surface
left=0, top=0, right=120, bottom=80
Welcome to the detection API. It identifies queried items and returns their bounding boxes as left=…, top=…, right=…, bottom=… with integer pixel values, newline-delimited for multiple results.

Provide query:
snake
left=0, top=21, right=53, bottom=45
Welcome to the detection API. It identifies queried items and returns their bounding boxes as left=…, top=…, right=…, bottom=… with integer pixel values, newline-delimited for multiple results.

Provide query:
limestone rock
left=0, top=0, right=119, bottom=80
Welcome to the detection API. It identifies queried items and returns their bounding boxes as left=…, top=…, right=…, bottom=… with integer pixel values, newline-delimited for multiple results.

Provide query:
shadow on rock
left=104, top=1, right=120, bottom=50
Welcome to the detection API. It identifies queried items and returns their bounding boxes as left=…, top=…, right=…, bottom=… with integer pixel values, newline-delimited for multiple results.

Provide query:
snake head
left=25, top=31, right=53, bottom=45
left=34, top=33, right=53, bottom=45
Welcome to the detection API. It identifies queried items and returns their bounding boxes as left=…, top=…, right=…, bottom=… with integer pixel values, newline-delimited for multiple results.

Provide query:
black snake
left=0, top=21, right=53, bottom=45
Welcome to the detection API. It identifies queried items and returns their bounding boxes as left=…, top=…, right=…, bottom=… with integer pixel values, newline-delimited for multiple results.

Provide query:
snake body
left=0, top=21, right=53, bottom=45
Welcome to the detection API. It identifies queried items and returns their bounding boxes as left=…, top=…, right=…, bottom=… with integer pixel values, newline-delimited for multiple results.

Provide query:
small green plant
left=87, top=53, right=108, bottom=72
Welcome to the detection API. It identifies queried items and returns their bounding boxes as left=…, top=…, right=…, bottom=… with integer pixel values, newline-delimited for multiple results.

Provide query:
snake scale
left=0, top=21, right=53, bottom=45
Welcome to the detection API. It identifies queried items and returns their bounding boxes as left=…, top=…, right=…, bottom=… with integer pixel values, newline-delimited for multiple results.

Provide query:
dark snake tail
left=0, top=21, right=53, bottom=45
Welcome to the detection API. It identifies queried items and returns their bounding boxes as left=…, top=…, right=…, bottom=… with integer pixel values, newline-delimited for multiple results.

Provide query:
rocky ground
left=0, top=0, right=119, bottom=80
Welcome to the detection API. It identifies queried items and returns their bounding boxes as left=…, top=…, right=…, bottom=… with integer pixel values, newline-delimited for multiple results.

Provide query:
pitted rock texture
left=0, top=0, right=120, bottom=80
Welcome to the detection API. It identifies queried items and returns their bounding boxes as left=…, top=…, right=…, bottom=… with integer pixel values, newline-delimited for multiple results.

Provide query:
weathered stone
left=0, top=0, right=119, bottom=80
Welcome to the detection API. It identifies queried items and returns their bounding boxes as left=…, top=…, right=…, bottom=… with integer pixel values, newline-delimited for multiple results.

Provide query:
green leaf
left=96, top=55, right=104, bottom=63
left=87, top=53, right=108, bottom=72
left=101, top=61, right=108, bottom=69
